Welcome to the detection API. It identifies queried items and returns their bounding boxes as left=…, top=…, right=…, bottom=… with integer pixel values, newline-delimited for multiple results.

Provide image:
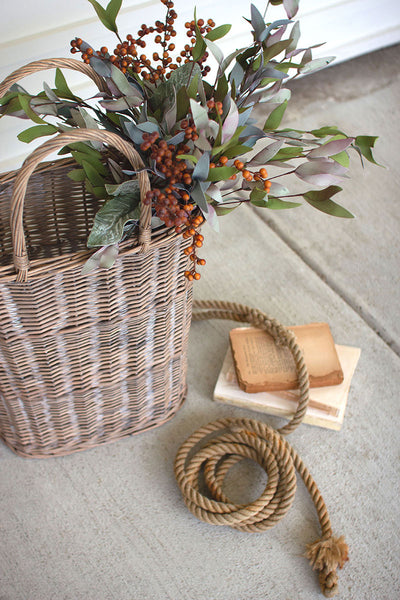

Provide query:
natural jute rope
left=175, top=300, right=349, bottom=597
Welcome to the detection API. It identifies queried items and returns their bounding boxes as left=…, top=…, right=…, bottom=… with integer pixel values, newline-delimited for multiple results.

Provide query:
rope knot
left=305, top=535, right=349, bottom=597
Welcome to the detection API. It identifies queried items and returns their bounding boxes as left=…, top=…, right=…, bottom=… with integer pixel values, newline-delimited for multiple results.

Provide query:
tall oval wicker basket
left=0, top=61, right=195, bottom=458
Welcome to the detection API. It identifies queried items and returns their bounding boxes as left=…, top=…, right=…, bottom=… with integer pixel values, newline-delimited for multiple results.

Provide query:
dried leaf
left=300, top=56, right=335, bottom=74
left=283, top=0, right=299, bottom=19
left=87, top=181, right=141, bottom=247
left=295, top=160, right=347, bottom=186
left=246, top=140, right=284, bottom=166
left=190, top=99, right=209, bottom=132
left=221, top=99, right=239, bottom=145
left=193, top=152, right=210, bottom=181
left=89, top=56, right=113, bottom=78
left=259, top=19, right=292, bottom=43
left=308, top=137, right=354, bottom=158
left=109, top=65, right=143, bottom=99
left=250, top=4, right=266, bottom=40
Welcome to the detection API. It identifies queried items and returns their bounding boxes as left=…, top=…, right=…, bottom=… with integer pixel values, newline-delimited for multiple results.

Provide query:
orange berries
left=183, top=224, right=206, bottom=282
left=215, top=101, right=223, bottom=115
left=259, top=168, right=268, bottom=179
left=234, top=160, right=244, bottom=170
left=219, top=156, right=228, bottom=165
left=242, top=170, right=253, bottom=182
left=264, top=180, right=272, bottom=192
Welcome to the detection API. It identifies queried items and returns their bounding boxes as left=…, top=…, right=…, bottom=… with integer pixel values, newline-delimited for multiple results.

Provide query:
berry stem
left=268, top=169, right=297, bottom=180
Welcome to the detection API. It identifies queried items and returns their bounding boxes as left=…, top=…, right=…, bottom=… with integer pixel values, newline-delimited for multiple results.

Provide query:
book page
left=214, top=345, right=361, bottom=430
left=230, top=325, right=344, bottom=393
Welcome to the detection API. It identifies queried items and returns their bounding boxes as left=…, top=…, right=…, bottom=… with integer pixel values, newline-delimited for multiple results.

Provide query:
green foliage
left=205, top=24, right=231, bottom=41
left=302, top=186, right=354, bottom=218
left=55, top=69, right=75, bottom=99
left=354, top=136, right=381, bottom=166
left=207, top=167, right=237, bottom=182
left=17, top=124, right=58, bottom=143
left=67, top=169, right=86, bottom=182
left=18, top=94, right=46, bottom=124
left=87, top=0, right=122, bottom=34
left=0, top=0, right=380, bottom=272
left=264, top=101, right=288, bottom=131
left=87, top=180, right=141, bottom=246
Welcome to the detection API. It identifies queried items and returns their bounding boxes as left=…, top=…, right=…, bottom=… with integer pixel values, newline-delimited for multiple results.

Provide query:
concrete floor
left=1, top=46, right=400, bottom=599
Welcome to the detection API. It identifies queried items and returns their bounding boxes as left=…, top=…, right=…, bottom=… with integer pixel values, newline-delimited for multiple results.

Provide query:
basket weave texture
left=0, top=125, right=193, bottom=458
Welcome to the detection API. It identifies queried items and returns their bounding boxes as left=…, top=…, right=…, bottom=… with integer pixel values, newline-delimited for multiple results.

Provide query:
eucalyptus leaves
left=0, top=0, right=378, bottom=277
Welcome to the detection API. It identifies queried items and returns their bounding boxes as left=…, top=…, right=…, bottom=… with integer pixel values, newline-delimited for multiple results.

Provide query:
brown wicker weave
left=0, top=61, right=194, bottom=458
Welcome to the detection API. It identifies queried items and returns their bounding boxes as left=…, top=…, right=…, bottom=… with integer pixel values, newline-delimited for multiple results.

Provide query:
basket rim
left=0, top=226, right=180, bottom=283
left=0, top=155, right=183, bottom=283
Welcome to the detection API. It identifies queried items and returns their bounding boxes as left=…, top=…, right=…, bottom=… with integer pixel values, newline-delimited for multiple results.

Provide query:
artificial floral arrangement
left=0, top=0, right=378, bottom=281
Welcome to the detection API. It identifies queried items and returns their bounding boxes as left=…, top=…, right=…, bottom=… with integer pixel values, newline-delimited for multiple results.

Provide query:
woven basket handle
left=0, top=58, right=109, bottom=97
left=11, top=129, right=152, bottom=281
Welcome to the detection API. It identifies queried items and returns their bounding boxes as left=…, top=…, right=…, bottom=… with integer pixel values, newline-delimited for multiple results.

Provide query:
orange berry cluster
left=209, top=155, right=228, bottom=169
left=71, top=0, right=215, bottom=82
left=183, top=223, right=206, bottom=281
left=141, top=132, right=192, bottom=185
left=140, top=133, right=193, bottom=224
left=206, top=99, right=223, bottom=116
left=139, top=128, right=207, bottom=280
left=179, top=118, right=199, bottom=142
left=181, top=18, right=215, bottom=75
left=184, top=18, right=215, bottom=38
left=234, top=160, right=272, bottom=191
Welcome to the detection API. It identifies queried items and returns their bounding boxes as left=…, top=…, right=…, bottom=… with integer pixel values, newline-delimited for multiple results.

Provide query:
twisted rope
left=192, top=299, right=309, bottom=435
left=175, top=300, right=348, bottom=597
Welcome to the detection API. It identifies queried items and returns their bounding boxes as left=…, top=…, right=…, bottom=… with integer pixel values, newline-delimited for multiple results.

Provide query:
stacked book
left=214, top=324, right=361, bottom=430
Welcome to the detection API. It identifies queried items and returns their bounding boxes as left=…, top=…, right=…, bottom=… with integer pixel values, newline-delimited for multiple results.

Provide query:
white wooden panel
left=1, top=0, right=399, bottom=171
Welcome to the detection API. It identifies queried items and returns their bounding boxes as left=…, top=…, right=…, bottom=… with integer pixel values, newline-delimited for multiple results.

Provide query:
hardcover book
left=229, top=324, right=344, bottom=393
left=214, top=344, right=361, bottom=431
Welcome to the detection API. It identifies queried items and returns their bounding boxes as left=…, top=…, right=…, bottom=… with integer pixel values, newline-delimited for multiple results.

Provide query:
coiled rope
left=175, top=300, right=349, bottom=597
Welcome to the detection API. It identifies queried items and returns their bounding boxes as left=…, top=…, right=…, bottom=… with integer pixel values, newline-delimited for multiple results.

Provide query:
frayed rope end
left=305, top=535, right=349, bottom=598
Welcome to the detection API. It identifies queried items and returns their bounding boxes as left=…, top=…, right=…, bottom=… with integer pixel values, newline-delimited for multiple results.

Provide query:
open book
left=214, top=344, right=361, bottom=430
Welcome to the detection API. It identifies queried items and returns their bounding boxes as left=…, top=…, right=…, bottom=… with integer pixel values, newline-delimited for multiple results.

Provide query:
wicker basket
left=0, top=61, right=195, bottom=458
